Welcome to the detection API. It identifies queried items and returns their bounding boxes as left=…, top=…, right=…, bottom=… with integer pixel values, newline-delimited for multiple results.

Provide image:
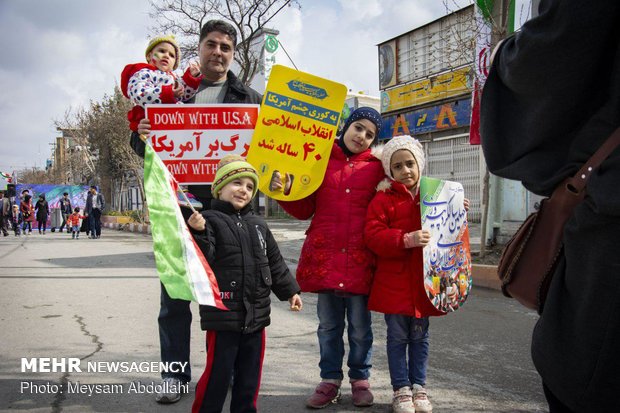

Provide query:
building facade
left=377, top=5, right=484, bottom=223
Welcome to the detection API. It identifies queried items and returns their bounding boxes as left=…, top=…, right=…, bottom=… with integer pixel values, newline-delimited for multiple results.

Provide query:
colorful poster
left=246, top=65, right=347, bottom=201
left=380, top=67, right=472, bottom=113
left=420, top=177, right=472, bottom=313
left=15, top=184, right=90, bottom=228
left=145, top=104, right=260, bottom=184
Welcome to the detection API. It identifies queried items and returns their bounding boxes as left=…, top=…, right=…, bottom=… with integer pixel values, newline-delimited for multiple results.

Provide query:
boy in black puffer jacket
left=187, top=155, right=302, bottom=413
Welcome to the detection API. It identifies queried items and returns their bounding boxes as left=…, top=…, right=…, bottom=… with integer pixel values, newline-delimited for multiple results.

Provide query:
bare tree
left=53, top=89, right=148, bottom=220
left=16, top=167, right=53, bottom=185
left=85, top=88, right=148, bottom=220
left=148, top=0, right=300, bottom=84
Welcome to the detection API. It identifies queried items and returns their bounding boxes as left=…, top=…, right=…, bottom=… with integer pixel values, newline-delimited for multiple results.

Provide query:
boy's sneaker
left=351, top=379, right=373, bottom=407
left=392, top=386, right=415, bottom=413
left=306, top=382, right=340, bottom=409
left=413, top=384, right=432, bottom=412
left=155, top=377, right=182, bottom=404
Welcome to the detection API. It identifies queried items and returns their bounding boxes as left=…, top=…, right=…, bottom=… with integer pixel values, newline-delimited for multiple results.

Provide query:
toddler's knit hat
left=381, top=135, right=426, bottom=179
left=145, top=35, right=180, bottom=70
left=211, top=155, right=259, bottom=200
left=340, top=107, right=383, bottom=140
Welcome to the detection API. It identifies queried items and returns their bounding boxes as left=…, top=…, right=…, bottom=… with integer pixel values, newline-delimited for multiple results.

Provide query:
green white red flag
left=143, top=142, right=227, bottom=309
left=1, top=171, right=12, bottom=183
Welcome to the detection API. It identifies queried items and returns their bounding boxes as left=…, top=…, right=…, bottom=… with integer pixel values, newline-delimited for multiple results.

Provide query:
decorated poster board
left=420, top=177, right=472, bottom=313
left=145, top=104, right=259, bottom=184
left=15, top=184, right=90, bottom=229
left=246, top=65, right=347, bottom=201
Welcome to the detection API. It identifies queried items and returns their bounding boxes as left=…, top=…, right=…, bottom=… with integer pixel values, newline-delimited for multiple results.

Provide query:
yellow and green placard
left=247, top=65, right=347, bottom=201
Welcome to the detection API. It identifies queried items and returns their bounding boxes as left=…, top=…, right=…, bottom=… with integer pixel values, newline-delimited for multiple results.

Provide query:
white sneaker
left=155, top=377, right=183, bottom=404
left=412, top=384, right=432, bottom=413
left=392, top=386, right=415, bottom=413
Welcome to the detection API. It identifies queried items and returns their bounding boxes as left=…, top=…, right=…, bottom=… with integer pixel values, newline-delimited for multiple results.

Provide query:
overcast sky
left=1, top=0, right=530, bottom=173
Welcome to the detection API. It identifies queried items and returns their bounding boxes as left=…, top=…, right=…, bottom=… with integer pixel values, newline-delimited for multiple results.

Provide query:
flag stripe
left=144, top=143, right=226, bottom=309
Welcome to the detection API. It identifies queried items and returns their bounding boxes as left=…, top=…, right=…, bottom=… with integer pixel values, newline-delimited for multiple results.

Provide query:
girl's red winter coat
left=278, top=143, right=385, bottom=295
left=364, top=179, right=438, bottom=318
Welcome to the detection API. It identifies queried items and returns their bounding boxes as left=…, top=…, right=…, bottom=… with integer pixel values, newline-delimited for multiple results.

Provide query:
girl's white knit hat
left=380, top=135, right=426, bottom=178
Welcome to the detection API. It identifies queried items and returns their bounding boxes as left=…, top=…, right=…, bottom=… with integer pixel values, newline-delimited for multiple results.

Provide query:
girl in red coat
left=271, top=107, right=384, bottom=409
left=364, top=135, right=433, bottom=413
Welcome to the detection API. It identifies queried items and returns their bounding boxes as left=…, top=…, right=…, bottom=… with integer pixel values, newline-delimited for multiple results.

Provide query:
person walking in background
left=271, top=107, right=384, bottom=409
left=131, top=19, right=262, bottom=404
left=85, top=186, right=104, bottom=239
left=20, top=194, right=34, bottom=235
left=58, top=192, right=72, bottom=233
left=34, top=194, right=49, bottom=234
left=480, top=1, right=620, bottom=411
left=0, top=190, right=9, bottom=236
left=67, top=207, right=86, bottom=239
left=10, top=204, right=22, bottom=236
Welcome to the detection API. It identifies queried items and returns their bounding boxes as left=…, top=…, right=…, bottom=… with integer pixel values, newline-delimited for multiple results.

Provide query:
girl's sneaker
left=306, top=381, right=340, bottom=409
left=351, top=379, right=373, bottom=406
left=392, top=386, right=415, bottom=413
left=412, top=384, right=433, bottom=412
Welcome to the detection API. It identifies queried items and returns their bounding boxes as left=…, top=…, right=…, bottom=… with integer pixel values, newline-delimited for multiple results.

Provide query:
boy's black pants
left=193, top=329, right=265, bottom=413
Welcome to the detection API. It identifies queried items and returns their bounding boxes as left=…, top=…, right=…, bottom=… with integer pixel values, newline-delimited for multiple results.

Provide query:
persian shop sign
left=381, top=67, right=472, bottom=113
left=378, top=98, right=472, bottom=140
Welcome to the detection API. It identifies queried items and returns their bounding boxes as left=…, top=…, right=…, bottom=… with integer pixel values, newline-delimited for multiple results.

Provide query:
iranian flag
left=144, top=142, right=227, bottom=309
left=1, top=171, right=12, bottom=183
left=470, top=0, right=515, bottom=145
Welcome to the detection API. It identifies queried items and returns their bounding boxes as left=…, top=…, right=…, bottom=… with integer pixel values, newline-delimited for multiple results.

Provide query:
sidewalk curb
left=473, top=264, right=500, bottom=291
left=102, top=222, right=151, bottom=235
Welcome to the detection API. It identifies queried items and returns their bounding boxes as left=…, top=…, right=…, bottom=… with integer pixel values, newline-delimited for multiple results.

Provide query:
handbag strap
left=567, top=127, right=620, bottom=192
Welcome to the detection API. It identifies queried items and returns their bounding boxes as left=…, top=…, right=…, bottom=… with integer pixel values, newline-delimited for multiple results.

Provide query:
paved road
left=0, top=224, right=547, bottom=413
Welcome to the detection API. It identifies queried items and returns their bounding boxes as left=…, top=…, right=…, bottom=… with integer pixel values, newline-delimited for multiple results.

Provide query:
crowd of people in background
left=0, top=185, right=104, bottom=239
